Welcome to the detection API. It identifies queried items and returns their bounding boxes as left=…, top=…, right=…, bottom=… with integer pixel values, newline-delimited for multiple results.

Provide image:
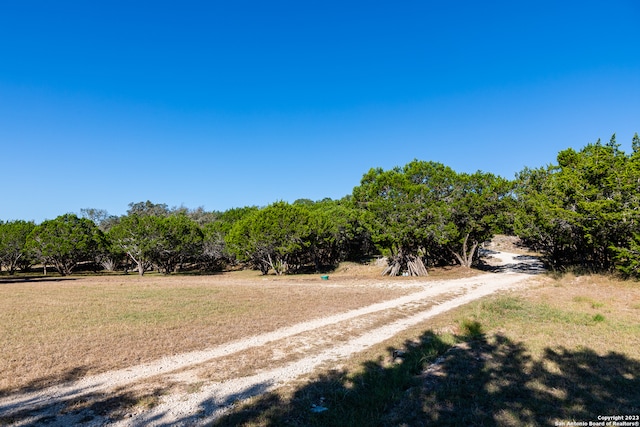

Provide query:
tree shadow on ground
left=0, top=366, right=172, bottom=426
left=0, top=365, right=91, bottom=398
left=477, top=249, right=547, bottom=275
left=212, top=329, right=640, bottom=427
left=3, top=330, right=638, bottom=426
left=0, top=386, right=168, bottom=426
left=0, top=276, right=77, bottom=284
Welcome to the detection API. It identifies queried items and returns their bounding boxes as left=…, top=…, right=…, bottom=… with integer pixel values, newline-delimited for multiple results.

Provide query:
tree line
left=1, top=134, right=639, bottom=278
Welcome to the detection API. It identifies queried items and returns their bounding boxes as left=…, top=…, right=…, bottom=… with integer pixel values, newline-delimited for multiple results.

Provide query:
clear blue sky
left=1, top=1, right=639, bottom=223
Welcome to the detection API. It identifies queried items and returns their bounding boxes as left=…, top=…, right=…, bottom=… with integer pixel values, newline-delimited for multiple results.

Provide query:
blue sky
left=1, top=1, right=639, bottom=222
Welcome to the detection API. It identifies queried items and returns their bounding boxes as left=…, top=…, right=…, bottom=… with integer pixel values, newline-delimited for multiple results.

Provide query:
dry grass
left=462, top=274, right=640, bottom=358
left=0, top=264, right=475, bottom=395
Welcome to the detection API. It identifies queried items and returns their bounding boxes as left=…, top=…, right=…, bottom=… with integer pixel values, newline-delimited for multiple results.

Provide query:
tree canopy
left=0, top=220, right=36, bottom=274
left=27, top=214, right=104, bottom=276
left=352, top=160, right=510, bottom=275
left=226, top=201, right=314, bottom=275
left=514, top=134, right=640, bottom=275
left=3, top=134, right=640, bottom=279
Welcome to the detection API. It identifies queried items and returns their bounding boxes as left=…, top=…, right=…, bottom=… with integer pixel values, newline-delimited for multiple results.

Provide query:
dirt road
left=0, top=252, right=543, bottom=426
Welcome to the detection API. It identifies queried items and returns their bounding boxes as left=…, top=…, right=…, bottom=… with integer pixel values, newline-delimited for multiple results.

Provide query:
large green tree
left=28, top=214, right=104, bottom=276
left=201, top=206, right=258, bottom=271
left=446, top=171, right=513, bottom=267
left=108, top=213, right=206, bottom=275
left=0, top=220, right=36, bottom=274
left=226, top=202, right=314, bottom=275
left=515, top=135, right=640, bottom=272
left=612, top=133, right=640, bottom=277
left=305, top=199, right=374, bottom=269
left=353, top=160, right=510, bottom=274
left=352, top=161, right=456, bottom=275
left=108, top=214, right=163, bottom=275
left=151, top=214, right=203, bottom=274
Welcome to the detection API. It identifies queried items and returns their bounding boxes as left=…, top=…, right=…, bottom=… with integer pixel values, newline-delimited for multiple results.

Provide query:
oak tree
left=28, top=214, right=104, bottom=276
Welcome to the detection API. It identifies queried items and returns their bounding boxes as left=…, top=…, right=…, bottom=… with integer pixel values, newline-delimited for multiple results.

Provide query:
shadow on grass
left=0, top=276, right=77, bottom=284
left=0, top=363, right=172, bottom=426
left=0, top=366, right=91, bottom=398
left=2, top=329, right=638, bottom=426
left=0, top=366, right=114, bottom=426
left=0, top=386, right=167, bottom=426
left=211, top=329, right=640, bottom=427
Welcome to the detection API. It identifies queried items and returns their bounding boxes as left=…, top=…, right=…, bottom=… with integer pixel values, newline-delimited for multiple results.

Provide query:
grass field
left=0, top=264, right=476, bottom=395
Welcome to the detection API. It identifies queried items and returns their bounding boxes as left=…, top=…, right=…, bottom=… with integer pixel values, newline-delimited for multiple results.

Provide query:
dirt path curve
left=1, top=252, right=543, bottom=426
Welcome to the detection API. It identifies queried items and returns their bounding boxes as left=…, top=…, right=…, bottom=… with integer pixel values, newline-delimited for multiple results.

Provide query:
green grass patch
left=573, top=295, right=605, bottom=308
left=459, top=318, right=484, bottom=338
left=468, top=295, right=602, bottom=329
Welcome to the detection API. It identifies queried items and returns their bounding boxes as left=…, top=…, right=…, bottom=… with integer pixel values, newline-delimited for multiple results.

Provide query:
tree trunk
left=452, top=233, right=479, bottom=268
left=53, top=259, right=68, bottom=276
left=406, top=254, right=429, bottom=276
left=99, top=256, right=118, bottom=272
left=8, top=253, right=21, bottom=275
left=127, top=252, right=145, bottom=276
left=382, top=248, right=428, bottom=276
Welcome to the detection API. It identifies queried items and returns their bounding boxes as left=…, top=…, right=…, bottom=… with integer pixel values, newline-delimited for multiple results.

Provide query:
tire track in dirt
left=119, top=272, right=535, bottom=426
